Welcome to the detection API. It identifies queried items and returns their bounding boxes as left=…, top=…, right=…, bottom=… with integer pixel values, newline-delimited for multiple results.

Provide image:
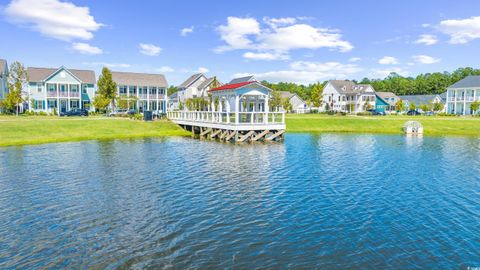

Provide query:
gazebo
left=168, top=81, right=285, bottom=142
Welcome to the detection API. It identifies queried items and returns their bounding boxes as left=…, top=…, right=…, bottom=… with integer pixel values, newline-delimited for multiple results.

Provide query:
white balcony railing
left=168, top=111, right=285, bottom=125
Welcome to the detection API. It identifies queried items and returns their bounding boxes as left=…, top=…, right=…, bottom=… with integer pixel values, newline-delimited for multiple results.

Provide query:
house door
left=60, top=100, right=67, bottom=112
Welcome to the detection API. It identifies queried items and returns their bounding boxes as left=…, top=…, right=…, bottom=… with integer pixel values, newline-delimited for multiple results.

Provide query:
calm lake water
left=0, top=134, right=479, bottom=269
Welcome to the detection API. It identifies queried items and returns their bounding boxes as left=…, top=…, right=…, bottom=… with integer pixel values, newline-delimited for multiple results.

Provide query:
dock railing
left=167, top=111, right=285, bottom=125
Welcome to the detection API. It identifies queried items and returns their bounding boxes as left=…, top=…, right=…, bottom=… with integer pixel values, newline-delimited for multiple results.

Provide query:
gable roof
left=399, top=94, right=443, bottom=105
left=111, top=71, right=167, bottom=87
left=0, top=59, right=7, bottom=74
left=197, top=77, right=217, bottom=90
left=448, top=75, right=480, bottom=89
left=229, top=75, right=256, bottom=84
left=178, top=73, right=204, bottom=88
left=27, top=67, right=96, bottom=84
left=328, top=80, right=374, bottom=94
left=376, top=92, right=399, bottom=105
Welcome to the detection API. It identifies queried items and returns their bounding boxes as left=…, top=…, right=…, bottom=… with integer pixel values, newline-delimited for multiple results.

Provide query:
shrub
left=129, top=113, right=143, bottom=120
left=437, top=113, right=456, bottom=117
left=52, top=107, right=57, bottom=116
left=38, top=111, right=48, bottom=116
left=25, top=110, right=35, bottom=116
left=357, top=112, right=373, bottom=116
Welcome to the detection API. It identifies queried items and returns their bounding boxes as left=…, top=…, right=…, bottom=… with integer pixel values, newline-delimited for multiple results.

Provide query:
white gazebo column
left=127, top=86, right=130, bottom=110
left=463, top=90, right=466, bottom=115
left=79, top=83, right=82, bottom=110
left=264, top=96, right=269, bottom=124
left=218, top=97, right=223, bottom=122
left=235, top=95, right=240, bottom=124
left=226, top=97, right=231, bottom=123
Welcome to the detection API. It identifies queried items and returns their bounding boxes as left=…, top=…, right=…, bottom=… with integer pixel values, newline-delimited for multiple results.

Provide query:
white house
left=25, top=66, right=96, bottom=114
left=173, top=73, right=221, bottom=107
left=278, top=91, right=309, bottom=113
left=445, top=75, right=480, bottom=115
left=111, top=71, right=168, bottom=113
left=0, top=59, right=8, bottom=107
left=322, top=80, right=376, bottom=113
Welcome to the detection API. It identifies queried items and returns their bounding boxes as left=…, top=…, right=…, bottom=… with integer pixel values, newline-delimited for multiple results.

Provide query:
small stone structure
left=403, top=121, right=423, bottom=135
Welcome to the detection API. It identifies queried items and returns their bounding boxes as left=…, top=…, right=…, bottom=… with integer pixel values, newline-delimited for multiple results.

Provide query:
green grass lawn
left=0, top=116, right=189, bottom=147
left=1, top=114, right=479, bottom=147
left=286, top=114, right=480, bottom=136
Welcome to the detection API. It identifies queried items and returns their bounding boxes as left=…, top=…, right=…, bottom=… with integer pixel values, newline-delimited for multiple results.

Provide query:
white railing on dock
left=167, top=111, right=285, bottom=125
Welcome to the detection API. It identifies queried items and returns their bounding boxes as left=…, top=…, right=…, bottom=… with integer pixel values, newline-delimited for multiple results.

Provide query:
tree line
left=262, top=67, right=480, bottom=103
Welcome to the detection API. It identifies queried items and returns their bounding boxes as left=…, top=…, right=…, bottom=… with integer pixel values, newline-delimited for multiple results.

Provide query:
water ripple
left=0, top=134, right=479, bottom=269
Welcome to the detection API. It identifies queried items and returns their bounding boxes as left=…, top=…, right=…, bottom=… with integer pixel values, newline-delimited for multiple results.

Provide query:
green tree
left=1, top=61, right=28, bottom=115
left=282, top=98, right=292, bottom=112
left=395, top=99, right=406, bottom=111
left=432, top=102, right=444, bottom=112
left=419, top=103, right=431, bottom=112
left=470, top=101, right=480, bottom=115
left=97, top=67, right=117, bottom=111
left=310, top=82, right=323, bottom=108
left=269, top=89, right=282, bottom=111
left=93, top=95, right=110, bottom=112
left=167, top=85, right=178, bottom=96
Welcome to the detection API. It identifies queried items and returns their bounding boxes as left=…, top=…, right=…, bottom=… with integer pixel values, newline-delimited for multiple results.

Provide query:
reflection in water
left=0, top=134, right=479, bottom=269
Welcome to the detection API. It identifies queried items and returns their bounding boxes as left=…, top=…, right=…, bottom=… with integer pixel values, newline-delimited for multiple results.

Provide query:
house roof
left=399, top=94, right=443, bottom=105
left=448, top=75, right=480, bottom=89
left=111, top=71, right=167, bottom=87
left=0, top=59, right=7, bottom=74
left=329, top=80, right=373, bottom=94
left=376, top=92, right=399, bottom=105
left=209, top=81, right=253, bottom=92
left=279, top=91, right=295, bottom=99
left=27, top=67, right=96, bottom=84
left=178, top=73, right=204, bottom=88
left=168, top=91, right=178, bottom=99
left=229, top=75, right=256, bottom=84
left=197, top=77, right=216, bottom=90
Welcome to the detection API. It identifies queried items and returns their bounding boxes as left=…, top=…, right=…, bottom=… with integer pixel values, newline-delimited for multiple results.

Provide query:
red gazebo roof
left=209, top=81, right=253, bottom=92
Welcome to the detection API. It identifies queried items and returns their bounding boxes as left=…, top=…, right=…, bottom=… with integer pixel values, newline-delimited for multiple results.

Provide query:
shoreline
left=1, top=114, right=479, bottom=147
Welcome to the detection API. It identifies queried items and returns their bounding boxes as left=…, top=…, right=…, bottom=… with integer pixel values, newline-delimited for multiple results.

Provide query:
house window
left=119, top=86, right=127, bottom=95
left=37, top=83, right=42, bottom=93
left=48, top=84, right=56, bottom=92
left=129, top=86, right=136, bottom=95
left=71, top=85, right=78, bottom=92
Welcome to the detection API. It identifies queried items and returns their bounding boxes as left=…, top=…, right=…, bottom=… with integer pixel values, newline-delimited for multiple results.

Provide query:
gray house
left=111, top=71, right=168, bottom=113
left=399, top=94, right=445, bottom=112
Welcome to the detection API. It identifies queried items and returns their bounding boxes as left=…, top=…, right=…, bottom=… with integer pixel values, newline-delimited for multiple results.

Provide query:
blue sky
left=1, top=0, right=480, bottom=85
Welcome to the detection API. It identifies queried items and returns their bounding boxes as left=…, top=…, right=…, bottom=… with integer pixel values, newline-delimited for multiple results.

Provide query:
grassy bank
left=1, top=114, right=479, bottom=147
left=286, top=114, right=480, bottom=136
left=0, top=116, right=189, bottom=147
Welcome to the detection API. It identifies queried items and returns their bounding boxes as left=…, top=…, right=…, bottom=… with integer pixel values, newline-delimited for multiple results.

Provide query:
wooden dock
left=168, top=111, right=286, bottom=143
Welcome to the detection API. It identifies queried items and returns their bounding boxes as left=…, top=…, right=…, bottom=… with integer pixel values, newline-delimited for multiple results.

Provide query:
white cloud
left=414, top=34, right=438, bottom=45
left=378, top=56, right=399, bottom=65
left=263, top=17, right=297, bottom=28
left=83, top=62, right=130, bottom=68
left=215, top=17, right=260, bottom=52
left=437, top=16, right=480, bottom=44
left=243, top=51, right=289, bottom=61
left=180, top=26, right=194, bottom=36
left=197, top=67, right=209, bottom=73
left=156, top=66, right=175, bottom=73
left=235, top=61, right=362, bottom=84
left=412, top=55, right=440, bottom=64
left=422, top=23, right=431, bottom=28
left=4, top=0, right=102, bottom=41
left=348, top=57, right=361, bottom=62
left=139, top=43, right=162, bottom=56
left=369, top=67, right=408, bottom=79
left=71, top=42, right=102, bottom=55
left=215, top=16, right=353, bottom=59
